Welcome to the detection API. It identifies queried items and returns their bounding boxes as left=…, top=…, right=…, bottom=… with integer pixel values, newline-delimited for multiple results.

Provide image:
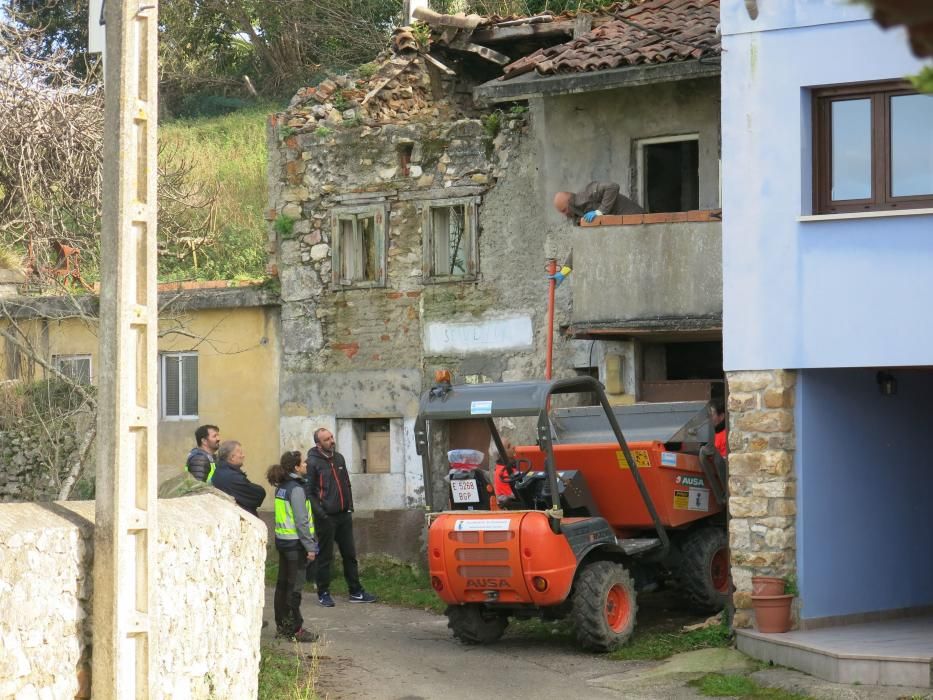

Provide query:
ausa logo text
left=467, top=578, right=509, bottom=589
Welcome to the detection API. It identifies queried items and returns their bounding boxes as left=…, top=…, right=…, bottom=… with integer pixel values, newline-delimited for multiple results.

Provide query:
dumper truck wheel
left=675, top=527, right=730, bottom=614
left=446, top=604, right=508, bottom=645
left=571, top=561, right=637, bottom=651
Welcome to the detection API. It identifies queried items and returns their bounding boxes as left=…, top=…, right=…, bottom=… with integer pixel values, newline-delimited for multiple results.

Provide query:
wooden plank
left=398, top=186, right=485, bottom=201
left=448, top=39, right=510, bottom=65
left=471, top=20, right=573, bottom=43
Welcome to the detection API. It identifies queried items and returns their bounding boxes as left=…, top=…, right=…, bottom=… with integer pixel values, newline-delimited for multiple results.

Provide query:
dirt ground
left=261, top=588, right=932, bottom=700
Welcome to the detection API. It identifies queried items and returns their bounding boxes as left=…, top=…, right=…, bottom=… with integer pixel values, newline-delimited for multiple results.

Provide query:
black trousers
left=274, top=547, right=306, bottom=634
left=310, top=511, right=362, bottom=595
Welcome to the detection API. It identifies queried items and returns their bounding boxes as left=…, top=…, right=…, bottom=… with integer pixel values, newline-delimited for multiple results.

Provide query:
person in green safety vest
left=267, top=450, right=319, bottom=643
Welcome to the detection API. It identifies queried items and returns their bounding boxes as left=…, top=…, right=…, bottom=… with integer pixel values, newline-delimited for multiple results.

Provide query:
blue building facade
left=721, top=0, right=932, bottom=628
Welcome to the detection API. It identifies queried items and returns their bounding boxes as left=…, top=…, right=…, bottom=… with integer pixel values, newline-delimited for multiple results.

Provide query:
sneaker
left=348, top=590, right=377, bottom=603
left=290, top=628, right=319, bottom=643
left=318, top=591, right=335, bottom=607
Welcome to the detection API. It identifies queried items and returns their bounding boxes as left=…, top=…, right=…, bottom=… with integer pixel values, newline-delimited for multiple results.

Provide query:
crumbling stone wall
left=0, top=413, right=95, bottom=501
left=268, top=87, right=575, bottom=510
left=0, top=493, right=266, bottom=699
left=726, top=369, right=797, bottom=628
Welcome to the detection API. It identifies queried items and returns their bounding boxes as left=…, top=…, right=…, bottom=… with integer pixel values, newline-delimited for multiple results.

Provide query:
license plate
left=451, top=479, right=480, bottom=503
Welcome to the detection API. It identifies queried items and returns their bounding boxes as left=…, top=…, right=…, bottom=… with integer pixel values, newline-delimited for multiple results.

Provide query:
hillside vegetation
left=158, top=102, right=278, bottom=282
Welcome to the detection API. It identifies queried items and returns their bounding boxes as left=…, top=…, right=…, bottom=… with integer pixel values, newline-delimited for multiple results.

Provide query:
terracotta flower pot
left=752, top=576, right=785, bottom=596
left=751, top=594, right=793, bottom=633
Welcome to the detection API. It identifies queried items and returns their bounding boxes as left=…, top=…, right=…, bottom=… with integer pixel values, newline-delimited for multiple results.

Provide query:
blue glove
left=547, top=265, right=572, bottom=287
left=583, top=210, right=602, bottom=223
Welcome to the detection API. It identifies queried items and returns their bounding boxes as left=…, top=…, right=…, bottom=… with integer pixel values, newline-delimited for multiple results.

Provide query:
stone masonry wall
left=0, top=493, right=266, bottom=699
left=268, top=99, right=577, bottom=503
left=726, top=369, right=797, bottom=628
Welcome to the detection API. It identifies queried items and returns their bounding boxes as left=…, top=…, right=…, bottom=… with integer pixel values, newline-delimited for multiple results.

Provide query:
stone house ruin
left=267, top=0, right=725, bottom=520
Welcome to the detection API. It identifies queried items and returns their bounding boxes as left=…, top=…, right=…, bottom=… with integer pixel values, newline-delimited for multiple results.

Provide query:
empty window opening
left=332, top=204, right=388, bottom=288
left=640, top=341, right=723, bottom=403
left=398, top=143, right=414, bottom=177
left=423, top=198, right=478, bottom=281
left=432, top=204, right=466, bottom=275
left=338, top=215, right=376, bottom=283
left=356, top=419, right=391, bottom=474
left=666, top=341, right=723, bottom=380
left=639, top=136, right=700, bottom=212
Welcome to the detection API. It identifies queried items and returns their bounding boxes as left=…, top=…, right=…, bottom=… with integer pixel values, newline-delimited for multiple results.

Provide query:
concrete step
left=736, top=617, right=933, bottom=688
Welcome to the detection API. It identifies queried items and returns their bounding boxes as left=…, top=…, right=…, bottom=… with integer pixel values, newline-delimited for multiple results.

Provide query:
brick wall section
left=579, top=208, right=723, bottom=227
left=726, top=369, right=797, bottom=629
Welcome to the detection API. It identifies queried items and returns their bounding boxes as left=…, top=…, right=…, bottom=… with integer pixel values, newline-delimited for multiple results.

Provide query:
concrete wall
left=721, top=1, right=932, bottom=371
left=571, top=220, right=722, bottom=324
left=0, top=294, right=282, bottom=506
left=534, top=77, right=721, bottom=214
left=0, top=493, right=266, bottom=699
left=796, top=368, right=933, bottom=621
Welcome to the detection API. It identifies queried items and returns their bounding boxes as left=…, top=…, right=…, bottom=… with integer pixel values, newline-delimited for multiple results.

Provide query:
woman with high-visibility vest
left=267, top=451, right=319, bottom=643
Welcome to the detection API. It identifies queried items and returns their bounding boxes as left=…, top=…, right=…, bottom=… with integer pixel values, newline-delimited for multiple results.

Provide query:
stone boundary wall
left=0, top=493, right=266, bottom=699
left=726, top=369, right=797, bottom=628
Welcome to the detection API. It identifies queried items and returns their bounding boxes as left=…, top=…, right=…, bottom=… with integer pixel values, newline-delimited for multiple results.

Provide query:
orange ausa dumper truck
left=415, top=376, right=729, bottom=651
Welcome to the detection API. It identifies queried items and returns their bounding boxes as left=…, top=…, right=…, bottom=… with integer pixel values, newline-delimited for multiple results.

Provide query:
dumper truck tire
left=445, top=604, right=508, bottom=645
left=675, top=527, right=730, bottom=614
left=571, top=561, right=637, bottom=651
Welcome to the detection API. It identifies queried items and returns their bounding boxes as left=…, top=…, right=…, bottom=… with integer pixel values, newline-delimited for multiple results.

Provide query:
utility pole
left=91, top=0, right=159, bottom=697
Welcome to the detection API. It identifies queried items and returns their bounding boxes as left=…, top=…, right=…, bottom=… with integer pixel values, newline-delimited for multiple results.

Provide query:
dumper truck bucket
left=415, top=376, right=671, bottom=551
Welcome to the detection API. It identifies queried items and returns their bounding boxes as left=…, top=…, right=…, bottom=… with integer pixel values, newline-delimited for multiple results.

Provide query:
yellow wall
left=1, top=302, right=281, bottom=510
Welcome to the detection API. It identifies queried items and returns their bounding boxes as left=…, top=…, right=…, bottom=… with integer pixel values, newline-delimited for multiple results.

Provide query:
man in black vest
left=306, top=427, right=376, bottom=606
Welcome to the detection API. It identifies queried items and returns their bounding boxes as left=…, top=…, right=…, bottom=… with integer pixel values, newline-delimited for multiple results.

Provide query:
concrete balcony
left=569, top=210, right=722, bottom=335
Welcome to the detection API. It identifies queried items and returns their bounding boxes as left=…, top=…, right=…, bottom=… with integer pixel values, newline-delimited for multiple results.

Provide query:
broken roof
left=503, top=0, right=720, bottom=80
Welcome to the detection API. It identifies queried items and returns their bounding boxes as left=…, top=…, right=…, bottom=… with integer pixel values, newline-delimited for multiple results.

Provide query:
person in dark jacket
left=267, top=451, right=318, bottom=643
left=212, top=440, right=266, bottom=517
left=553, top=181, right=644, bottom=224
left=306, top=428, right=376, bottom=606
left=185, top=424, right=220, bottom=483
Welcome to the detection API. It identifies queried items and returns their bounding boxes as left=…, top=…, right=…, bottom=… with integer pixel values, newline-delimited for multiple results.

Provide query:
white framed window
left=161, top=352, right=198, bottom=420
left=331, top=204, right=389, bottom=288
left=422, top=197, right=479, bottom=282
left=636, top=134, right=700, bottom=213
left=54, top=354, right=92, bottom=384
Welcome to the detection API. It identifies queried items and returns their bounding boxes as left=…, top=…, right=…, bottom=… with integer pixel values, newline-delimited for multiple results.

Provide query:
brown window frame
left=813, top=80, right=933, bottom=214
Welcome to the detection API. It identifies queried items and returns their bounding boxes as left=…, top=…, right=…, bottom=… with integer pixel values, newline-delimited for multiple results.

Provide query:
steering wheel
left=503, top=458, right=532, bottom=485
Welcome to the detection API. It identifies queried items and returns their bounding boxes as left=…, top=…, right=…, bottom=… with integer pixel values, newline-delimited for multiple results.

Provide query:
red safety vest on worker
left=714, top=428, right=728, bottom=458
left=493, top=462, right=512, bottom=499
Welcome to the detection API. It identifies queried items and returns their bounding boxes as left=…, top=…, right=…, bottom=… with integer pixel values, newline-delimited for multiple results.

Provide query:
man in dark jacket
left=212, top=440, right=266, bottom=517
left=306, top=428, right=376, bottom=606
left=185, top=424, right=220, bottom=483
left=553, top=181, right=644, bottom=224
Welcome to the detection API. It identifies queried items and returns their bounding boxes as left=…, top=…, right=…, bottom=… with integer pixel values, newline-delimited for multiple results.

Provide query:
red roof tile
left=503, top=0, right=720, bottom=80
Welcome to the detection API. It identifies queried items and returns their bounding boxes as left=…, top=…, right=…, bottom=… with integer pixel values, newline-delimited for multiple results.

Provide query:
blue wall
left=720, top=1, right=932, bottom=371
left=797, top=369, right=933, bottom=619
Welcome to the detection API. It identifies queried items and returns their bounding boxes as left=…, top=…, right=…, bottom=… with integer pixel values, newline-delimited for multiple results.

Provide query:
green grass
left=689, top=673, right=813, bottom=699
left=609, top=623, right=733, bottom=661
left=159, top=101, right=280, bottom=281
left=257, top=644, right=319, bottom=700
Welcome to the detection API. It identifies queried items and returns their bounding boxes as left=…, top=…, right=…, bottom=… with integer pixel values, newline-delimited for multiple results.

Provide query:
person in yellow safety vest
left=267, top=451, right=319, bottom=643
left=185, top=424, right=220, bottom=483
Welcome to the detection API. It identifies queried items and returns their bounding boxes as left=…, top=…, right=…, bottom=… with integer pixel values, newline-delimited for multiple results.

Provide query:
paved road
left=261, top=589, right=933, bottom=700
